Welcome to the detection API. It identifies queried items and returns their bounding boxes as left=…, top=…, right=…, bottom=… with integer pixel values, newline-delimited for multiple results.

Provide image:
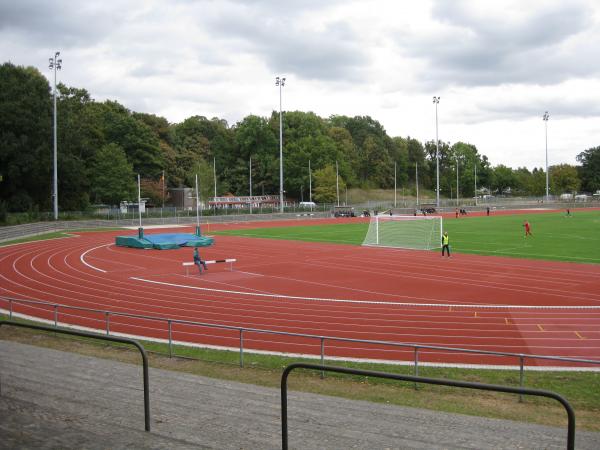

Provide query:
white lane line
left=129, top=277, right=600, bottom=309
left=80, top=244, right=110, bottom=273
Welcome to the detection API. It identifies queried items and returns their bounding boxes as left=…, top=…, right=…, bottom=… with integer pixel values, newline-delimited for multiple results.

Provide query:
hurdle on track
left=183, top=259, right=236, bottom=275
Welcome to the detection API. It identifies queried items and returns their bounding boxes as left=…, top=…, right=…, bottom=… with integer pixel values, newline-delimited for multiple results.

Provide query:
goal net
left=362, top=215, right=443, bottom=250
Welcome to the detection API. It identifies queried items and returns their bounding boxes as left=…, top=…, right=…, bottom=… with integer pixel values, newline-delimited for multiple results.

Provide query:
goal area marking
left=362, top=215, right=443, bottom=250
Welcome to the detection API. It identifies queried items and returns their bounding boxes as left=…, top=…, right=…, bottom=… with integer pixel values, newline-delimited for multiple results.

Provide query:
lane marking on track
left=575, top=331, right=585, bottom=339
left=80, top=244, right=110, bottom=273
left=505, top=318, right=511, bottom=325
left=537, top=324, right=545, bottom=332
left=129, top=277, right=600, bottom=310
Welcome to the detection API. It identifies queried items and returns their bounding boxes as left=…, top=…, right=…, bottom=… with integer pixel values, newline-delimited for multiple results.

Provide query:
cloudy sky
left=2, top=0, right=600, bottom=169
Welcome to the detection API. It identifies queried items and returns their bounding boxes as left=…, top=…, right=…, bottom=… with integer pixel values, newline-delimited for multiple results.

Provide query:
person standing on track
left=523, top=220, right=532, bottom=238
left=193, top=247, right=208, bottom=274
left=442, top=231, right=451, bottom=257
left=486, top=206, right=490, bottom=216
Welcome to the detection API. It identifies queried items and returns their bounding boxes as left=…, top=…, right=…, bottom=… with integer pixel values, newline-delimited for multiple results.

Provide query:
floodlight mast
left=275, top=76, right=286, bottom=213
left=543, top=111, right=550, bottom=202
left=433, top=96, right=440, bottom=208
left=49, top=51, right=62, bottom=220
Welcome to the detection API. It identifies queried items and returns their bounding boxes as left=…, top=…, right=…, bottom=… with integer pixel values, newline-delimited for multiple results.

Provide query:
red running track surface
left=1, top=219, right=599, bottom=368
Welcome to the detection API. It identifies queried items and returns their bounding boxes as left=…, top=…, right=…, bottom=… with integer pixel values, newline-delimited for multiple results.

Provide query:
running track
left=1, top=218, right=600, bottom=368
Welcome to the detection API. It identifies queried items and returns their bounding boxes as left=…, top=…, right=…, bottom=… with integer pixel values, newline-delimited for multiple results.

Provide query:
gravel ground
left=1, top=340, right=598, bottom=449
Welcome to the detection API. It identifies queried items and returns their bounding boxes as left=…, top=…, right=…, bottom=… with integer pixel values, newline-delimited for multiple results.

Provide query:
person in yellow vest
left=442, top=231, right=451, bottom=257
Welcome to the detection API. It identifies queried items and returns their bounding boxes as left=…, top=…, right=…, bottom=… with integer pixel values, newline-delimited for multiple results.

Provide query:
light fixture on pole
left=543, top=111, right=550, bottom=201
left=275, top=76, right=286, bottom=213
left=49, top=51, right=62, bottom=220
left=433, top=96, right=440, bottom=208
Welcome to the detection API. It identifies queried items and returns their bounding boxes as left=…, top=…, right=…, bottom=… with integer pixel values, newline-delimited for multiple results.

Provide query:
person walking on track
left=193, top=247, right=208, bottom=274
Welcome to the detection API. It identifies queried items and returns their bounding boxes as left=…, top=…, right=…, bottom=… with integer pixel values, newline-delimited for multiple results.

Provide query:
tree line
left=1, top=61, right=599, bottom=213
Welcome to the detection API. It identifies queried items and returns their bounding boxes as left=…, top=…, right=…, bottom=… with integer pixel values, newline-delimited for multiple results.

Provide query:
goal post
left=362, top=215, right=443, bottom=250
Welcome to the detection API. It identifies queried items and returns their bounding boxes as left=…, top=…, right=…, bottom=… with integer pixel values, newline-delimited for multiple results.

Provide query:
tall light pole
left=456, top=156, right=459, bottom=206
left=336, top=160, right=340, bottom=206
left=275, top=76, right=286, bottom=213
left=433, top=96, right=440, bottom=208
left=213, top=156, right=217, bottom=214
left=415, top=162, right=419, bottom=207
left=543, top=111, right=550, bottom=202
left=474, top=163, right=478, bottom=206
left=49, top=51, right=62, bottom=220
left=394, top=161, right=397, bottom=208
left=308, top=159, right=312, bottom=203
left=249, top=156, right=252, bottom=214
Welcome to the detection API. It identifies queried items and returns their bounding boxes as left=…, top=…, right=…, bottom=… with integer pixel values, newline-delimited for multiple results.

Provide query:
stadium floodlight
left=433, top=96, right=440, bottom=208
left=362, top=215, right=443, bottom=250
left=49, top=51, right=62, bottom=220
left=543, top=111, right=550, bottom=202
left=275, top=76, right=286, bottom=213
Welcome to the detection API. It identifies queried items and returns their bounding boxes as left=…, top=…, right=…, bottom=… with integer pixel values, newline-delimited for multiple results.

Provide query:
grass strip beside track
left=214, top=210, right=600, bottom=264
left=1, top=320, right=599, bottom=431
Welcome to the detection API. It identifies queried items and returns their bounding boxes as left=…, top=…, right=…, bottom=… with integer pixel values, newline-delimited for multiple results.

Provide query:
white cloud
left=1, top=0, right=600, bottom=169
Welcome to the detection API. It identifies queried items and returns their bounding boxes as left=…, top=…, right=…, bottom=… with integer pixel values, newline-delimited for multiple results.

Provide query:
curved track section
left=1, top=223, right=600, bottom=367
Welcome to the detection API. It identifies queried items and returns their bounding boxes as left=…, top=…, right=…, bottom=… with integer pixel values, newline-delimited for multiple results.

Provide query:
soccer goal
left=362, top=215, right=443, bottom=250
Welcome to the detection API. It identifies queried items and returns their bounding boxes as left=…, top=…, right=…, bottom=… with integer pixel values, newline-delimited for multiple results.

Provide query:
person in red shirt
left=523, top=220, right=532, bottom=237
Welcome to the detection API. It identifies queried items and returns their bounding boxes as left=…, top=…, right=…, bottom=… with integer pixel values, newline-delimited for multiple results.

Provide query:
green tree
left=184, top=158, right=214, bottom=206
left=89, top=143, right=136, bottom=205
left=234, top=115, right=278, bottom=196
left=91, top=101, right=164, bottom=177
left=529, top=168, right=547, bottom=196
left=0, top=63, right=52, bottom=211
left=313, top=164, right=344, bottom=203
left=576, top=146, right=600, bottom=192
left=492, top=165, right=517, bottom=195
left=550, top=164, right=580, bottom=194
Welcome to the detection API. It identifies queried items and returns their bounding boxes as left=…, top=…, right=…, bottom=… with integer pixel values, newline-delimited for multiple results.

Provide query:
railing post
left=414, top=347, right=419, bottom=390
left=53, top=304, right=58, bottom=327
left=519, top=354, right=525, bottom=403
left=320, top=338, right=325, bottom=379
left=239, top=329, right=244, bottom=368
left=168, top=320, right=173, bottom=358
left=105, top=311, right=110, bottom=335
left=9, top=299, right=13, bottom=320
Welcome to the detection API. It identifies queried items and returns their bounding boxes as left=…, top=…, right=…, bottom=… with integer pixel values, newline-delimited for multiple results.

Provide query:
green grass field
left=214, top=210, right=600, bottom=264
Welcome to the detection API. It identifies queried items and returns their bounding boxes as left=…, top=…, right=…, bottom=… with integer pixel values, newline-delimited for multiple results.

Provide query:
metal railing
left=2, top=296, right=599, bottom=396
left=0, top=320, right=151, bottom=431
left=280, top=363, right=576, bottom=450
